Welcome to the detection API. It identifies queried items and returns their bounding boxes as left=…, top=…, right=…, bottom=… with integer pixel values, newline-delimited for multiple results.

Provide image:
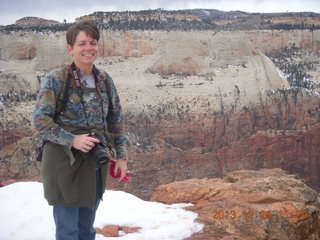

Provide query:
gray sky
left=0, top=0, right=319, bottom=26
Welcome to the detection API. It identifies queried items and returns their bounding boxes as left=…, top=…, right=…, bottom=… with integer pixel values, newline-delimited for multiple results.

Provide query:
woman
left=33, top=21, right=128, bottom=240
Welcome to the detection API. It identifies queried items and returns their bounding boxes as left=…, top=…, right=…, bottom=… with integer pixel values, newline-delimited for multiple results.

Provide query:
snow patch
left=0, top=182, right=203, bottom=240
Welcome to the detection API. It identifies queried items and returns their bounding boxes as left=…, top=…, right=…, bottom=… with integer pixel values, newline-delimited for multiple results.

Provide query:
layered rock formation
left=0, top=25, right=319, bottom=203
left=77, top=10, right=201, bottom=23
left=74, top=10, right=320, bottom=32
left=152, top=168, right=320, bottom=240
left=1, top=29, right=319, bottom=69
left=108, top=90, right=320, bottom=200
left=15, top=17, right=59, bottom=26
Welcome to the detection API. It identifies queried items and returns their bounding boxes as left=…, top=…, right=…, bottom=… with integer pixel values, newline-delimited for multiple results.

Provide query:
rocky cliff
left=1, top=29, right=319, bottom=91
left=15, top=17, right=59, bottom=26
left=75, top=10, right=320, bottom=31
left=0, top=25, right=319, bottom=202
left=152, top=168, right=320, bottom=240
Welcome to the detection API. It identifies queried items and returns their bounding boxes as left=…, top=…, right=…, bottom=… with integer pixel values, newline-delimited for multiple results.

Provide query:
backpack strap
left=103, top=73, right=111, bottom=105
left=54, top=71, right=72, bottom=121
left=60, top=72, right=72, bottom=112
left=54, top=66, right=110, bottom=120
left=36, top=69, right=72, bottom=161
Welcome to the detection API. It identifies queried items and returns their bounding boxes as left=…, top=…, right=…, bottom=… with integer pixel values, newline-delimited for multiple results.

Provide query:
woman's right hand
left=72, top=134, right=100, bottom=153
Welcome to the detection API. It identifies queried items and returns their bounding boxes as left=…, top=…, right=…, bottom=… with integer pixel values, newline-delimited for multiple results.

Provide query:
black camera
left=89, top=133, right=110, bottom=167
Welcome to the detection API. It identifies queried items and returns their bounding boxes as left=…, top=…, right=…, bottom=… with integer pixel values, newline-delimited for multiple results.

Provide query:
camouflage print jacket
left=33, top=65, right=127, bottom=160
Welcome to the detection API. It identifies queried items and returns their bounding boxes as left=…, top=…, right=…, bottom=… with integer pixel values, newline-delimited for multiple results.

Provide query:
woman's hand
left=114, top=159, right=128, bottom=182
left=72, top=134, right=100, bottom=153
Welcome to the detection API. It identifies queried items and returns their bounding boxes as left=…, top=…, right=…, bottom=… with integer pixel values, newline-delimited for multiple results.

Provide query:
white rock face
left=2, top=29, right=319, bottom=113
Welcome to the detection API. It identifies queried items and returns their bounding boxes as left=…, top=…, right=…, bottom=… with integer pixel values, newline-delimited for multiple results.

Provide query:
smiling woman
left=66, top=31, right=99, bottom=74
left=66, top=22, right=100, bottom=74
left=32, top=21, right=129, bottom=240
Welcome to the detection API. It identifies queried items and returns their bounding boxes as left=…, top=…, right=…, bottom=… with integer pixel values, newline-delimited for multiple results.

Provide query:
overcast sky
left=0, top=0, right=319, bottom=26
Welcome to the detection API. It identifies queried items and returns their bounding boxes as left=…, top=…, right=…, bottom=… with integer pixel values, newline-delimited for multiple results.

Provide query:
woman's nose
left=84, top=43, right=93, bottom=49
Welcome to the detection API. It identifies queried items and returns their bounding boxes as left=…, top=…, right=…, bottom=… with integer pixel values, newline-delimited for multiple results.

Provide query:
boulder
left=151, top=168, right=320, bottom=240
left=95, top=225, right=141, bottom=238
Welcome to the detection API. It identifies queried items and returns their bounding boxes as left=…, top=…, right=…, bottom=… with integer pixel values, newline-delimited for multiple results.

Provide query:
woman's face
left=67, top=30, right=99, bottom=69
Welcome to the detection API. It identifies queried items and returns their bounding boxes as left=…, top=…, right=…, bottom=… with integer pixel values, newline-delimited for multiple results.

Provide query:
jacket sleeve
left=105, top=74, right=128, bottom=160
left=32, top=70, right=75, bottom=148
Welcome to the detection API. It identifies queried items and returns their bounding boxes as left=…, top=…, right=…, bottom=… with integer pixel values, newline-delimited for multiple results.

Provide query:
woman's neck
left=73, top=62, right=93, bottom=75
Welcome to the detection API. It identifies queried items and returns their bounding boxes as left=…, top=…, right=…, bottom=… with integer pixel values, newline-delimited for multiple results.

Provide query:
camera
left=88, top=133, right=110, bottom=167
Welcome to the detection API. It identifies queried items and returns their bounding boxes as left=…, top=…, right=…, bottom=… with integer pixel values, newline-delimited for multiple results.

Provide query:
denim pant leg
left=78, top=169, right=102, bottom=240
left=53, top=169, right=102, bottom=240
left=53, top=206, right=79, bottom=240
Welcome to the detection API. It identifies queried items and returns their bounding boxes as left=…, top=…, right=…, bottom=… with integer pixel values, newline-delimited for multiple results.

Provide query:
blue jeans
left=53, top=169, right=102, bottom=240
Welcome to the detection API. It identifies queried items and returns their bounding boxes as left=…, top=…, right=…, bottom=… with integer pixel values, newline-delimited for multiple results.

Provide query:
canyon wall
left=1, top=29, right=319, bottom=69
left=115, top=90, right=320, bottom=199
left=0, top=29, right=319, bottom=200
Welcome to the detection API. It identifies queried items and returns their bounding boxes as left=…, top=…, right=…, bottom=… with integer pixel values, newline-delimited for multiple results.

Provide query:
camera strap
left=70, top=62, right=102, bottom=93
left=70, top=62, right=83, bottom=89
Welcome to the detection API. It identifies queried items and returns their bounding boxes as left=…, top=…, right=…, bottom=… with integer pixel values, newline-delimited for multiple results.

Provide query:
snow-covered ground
left=0, top=182, right=203, bottom=240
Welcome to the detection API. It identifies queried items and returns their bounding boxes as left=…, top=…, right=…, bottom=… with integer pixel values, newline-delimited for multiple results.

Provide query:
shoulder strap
left=103, top=74, right=113, bottom=112
left=54, top=71, right=72, bottom=121
left=102, top=72, right=111, bottom=94
left=55, top=68, right=110, bottom=117
left=60, top=72, right=72, bottom=112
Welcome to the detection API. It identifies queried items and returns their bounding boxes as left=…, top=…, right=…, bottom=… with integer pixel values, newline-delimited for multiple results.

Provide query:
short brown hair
left=66, top=21, right=100, bottom=47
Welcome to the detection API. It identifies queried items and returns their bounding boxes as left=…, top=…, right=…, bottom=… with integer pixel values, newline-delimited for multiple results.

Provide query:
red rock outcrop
left=151, top=168, right=320, bottom=240
left=95, top=225, right=141, bottom=238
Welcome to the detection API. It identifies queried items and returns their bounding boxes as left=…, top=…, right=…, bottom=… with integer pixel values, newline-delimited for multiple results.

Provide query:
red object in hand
left=109, top=159, right=131, bottom=182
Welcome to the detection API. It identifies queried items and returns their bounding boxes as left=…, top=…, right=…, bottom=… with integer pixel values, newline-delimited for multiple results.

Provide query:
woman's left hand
left=114, top=159, right=128, bottom=182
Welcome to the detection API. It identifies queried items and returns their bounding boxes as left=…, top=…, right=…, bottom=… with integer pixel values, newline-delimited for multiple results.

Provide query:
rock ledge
left=152, top=168, right=320, bottom=240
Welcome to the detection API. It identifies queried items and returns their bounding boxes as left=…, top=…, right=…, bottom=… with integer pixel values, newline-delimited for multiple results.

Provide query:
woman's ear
left=66, top=45, right=73, bottom=55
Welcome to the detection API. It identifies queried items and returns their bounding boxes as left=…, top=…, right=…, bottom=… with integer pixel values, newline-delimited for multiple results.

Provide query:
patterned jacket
left=33, top=64, right=127, bottom=160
